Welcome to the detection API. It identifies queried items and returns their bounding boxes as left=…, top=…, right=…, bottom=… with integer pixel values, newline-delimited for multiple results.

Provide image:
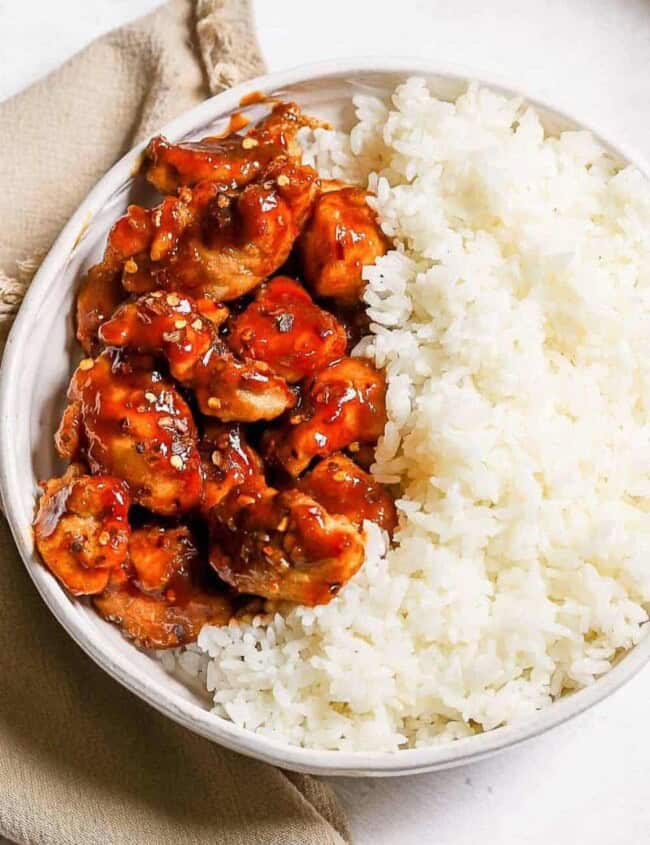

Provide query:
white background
left=1, top=1, right=650, bottom=842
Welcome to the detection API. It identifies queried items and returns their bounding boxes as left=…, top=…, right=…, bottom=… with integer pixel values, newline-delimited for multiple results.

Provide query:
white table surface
left=1, top=1, right=649, bottom=843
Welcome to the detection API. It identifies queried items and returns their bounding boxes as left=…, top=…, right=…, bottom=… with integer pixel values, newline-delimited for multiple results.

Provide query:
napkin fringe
left=196, top=0, right=266, bottom=93
left=0, top=258, right=38, bottom=318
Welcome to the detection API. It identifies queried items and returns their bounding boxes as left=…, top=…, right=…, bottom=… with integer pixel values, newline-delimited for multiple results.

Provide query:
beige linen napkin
left=0, top=2, right=350, bottom=843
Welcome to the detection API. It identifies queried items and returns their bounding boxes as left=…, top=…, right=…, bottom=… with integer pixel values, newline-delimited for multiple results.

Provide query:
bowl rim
left=1, top=56, right=649, bottom=777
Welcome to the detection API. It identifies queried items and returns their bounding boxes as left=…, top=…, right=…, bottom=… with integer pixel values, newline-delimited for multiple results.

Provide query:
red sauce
left=204, top=111, right=251, bottom=141
left=239, top=90, right=267, bottom=107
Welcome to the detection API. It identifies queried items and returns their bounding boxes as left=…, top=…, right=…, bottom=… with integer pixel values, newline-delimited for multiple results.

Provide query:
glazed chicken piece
left=192, top=344, right=296, bottom=422
left=76, top=266, right=126, bottom=355
left=228, top=276, right=347, bottom=382
left=94, top=566, right=233, bottom=649
left=145, top=101, right=307, bottom=194
left=99, top=291, right=220, bottom=382
left=161, top=158, right=319, bottom=301
left=34, top=464, right=131, bottom=595
left=263, top=357, right=387, bottom=476
left=87, top=157, right=319, bottom=309
left=297, top=453, right=397, bottom=535
left=300, top=187, right=389, bottom=305
left=129, top=524, right=198, bottom=595
left=123, top=159, right=319, bottom=303
left=199, top=421, right=267, bottom=516
left=99, top=291, right=295, bottom=423
left=56, top=352, right=202, bottom=515
left=210, top=488, right=365, bottom=605
left=105, top=194, right=197, bottom=295
left=95, top=520, right=233, bottom=648
left=76, top=195, right=193, bottom=352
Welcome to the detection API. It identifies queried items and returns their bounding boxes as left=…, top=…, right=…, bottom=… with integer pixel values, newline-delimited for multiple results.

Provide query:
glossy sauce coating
left=300, top=187, right=390, bottom=305
left=192, top=342, right=296, bottom=423
left=297, top=453, right=397, bottom=535
left=210, top=489, right=365, bottom=606
left=199, top=421, right=266, bottom=516
left=129, top=524, right=198, bottom=595
left=228, top=276, right=348, bottom=382
left=76, top=266, right=126, bottom=355
left=263, top=357, right=387, bottom=476
left=163, top=158, right=319, bottom=301
left=94, top=566, right=233, bottom=649
left=99, top=291, right=218, bottom=382
left=121, top=160, right=319, bottom=303
left=58, top=353, right=202, bottom=515
left=144, top=102, right=306, bottom=194
left=34, top=464, right=131, bottom=595
left=99, top=290, right=295, bottom=424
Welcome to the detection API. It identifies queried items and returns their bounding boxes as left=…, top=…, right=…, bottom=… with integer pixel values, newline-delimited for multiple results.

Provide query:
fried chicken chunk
left=94, top=567, right=233, bottom=649
left=34, top=464, right=131, bottom=595
left=210, top=488, right=365, bottom=606
left=228, top=276, right=347, bottom=382
left=129, top=524, right=198, bottom=595
left=100, top=291, right=295, bottom=423
left=144, top=101, right=306, bottom=193
left=193, top=345, right=296, bottom=423
left=99, top=291, right=218, bottom=382
left=75, top=196, right=192, bottom=352
left=263, top=357, right=387, bottom=476
left=76, top=267, right=126, bottom=355
left=123, top=159, right=319, bottom=303
left=300, top=187, right=389, bottom=305
left=80, top=156, right=319, bottom=343
left=56, top=353, right=202, bottom=515
left=199, top=422, right=266, bottom=516
left=297, top=453, right=397, bottom=535
left=164, top=159, right=319, bottom=301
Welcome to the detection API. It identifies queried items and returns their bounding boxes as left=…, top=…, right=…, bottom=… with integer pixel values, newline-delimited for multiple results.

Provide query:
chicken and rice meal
left=35, top=79, right=650, bottom=751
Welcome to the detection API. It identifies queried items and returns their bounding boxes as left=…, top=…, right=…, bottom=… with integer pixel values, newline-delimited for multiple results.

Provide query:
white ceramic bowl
left=1, top=58, right=649, bottom=777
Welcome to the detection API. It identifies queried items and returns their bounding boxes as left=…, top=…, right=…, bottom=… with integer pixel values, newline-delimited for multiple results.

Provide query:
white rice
left=164, top=79, right=650, bottom=751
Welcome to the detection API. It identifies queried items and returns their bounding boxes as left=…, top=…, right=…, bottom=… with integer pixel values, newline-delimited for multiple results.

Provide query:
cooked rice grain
left=174, top=80, right=650, bottom=750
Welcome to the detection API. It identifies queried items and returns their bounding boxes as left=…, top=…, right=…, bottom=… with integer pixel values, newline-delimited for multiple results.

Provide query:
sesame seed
left=211, top=450, right=222, bottom=466
left=217, top=194, right=229, bottom=208
left=333, top=471, right=346, bottom=482
left=98, top=531, right=110, bottom=546
left=144, top=391, right=157, bottom=403
left=207, top=396, right=222, bottom=409
left=124, top=258, right=138, bottom=274
left=277, top=174, right=290, bottom=187
left=170, top=455, right=184, bottom=470
left=174, top=319, right=187, bottom=329
left=242, top=137, right=258, bottom=149
left=348, top=441, right=360, bottom=452
left=78, top=358, right=94, bottom=371
left=276, top=516, right=289, bottom=532
left=152, top=209, right=162, bottom=227
left=191, top=318, right=203, bottom=331
left=166, top=293, right=180, bottom=307
left=151, top=291, right=164, bottom=299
